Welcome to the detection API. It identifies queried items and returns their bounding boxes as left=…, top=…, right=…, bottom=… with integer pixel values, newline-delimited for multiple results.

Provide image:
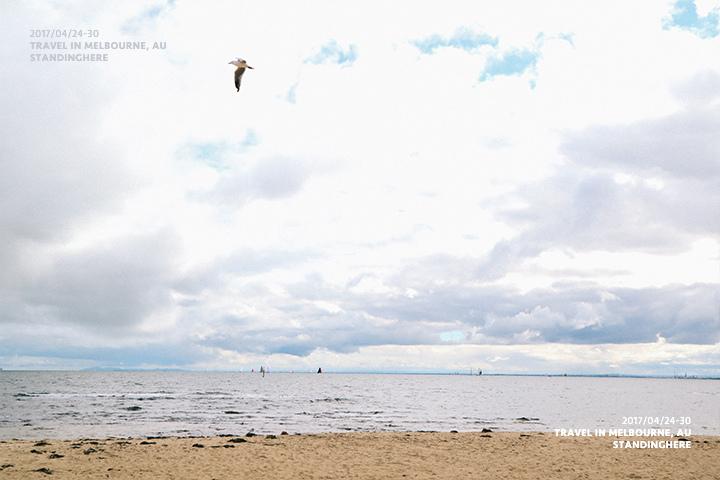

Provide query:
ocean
left=1, top=371, right=717, bottom=440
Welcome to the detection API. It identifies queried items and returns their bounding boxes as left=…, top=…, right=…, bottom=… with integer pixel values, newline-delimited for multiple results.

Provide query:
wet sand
left=1, top=431, right=718, bottom=479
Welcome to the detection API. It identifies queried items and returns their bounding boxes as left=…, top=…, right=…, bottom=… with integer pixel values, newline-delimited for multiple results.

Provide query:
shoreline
left=1, top=431, right=718, bottom=479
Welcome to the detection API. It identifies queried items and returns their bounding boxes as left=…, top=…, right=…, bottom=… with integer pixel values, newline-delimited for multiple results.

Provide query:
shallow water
left=1, top=371, right=717, bottom=439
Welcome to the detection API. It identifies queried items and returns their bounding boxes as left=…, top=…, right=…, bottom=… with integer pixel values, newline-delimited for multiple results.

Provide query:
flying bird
left=228, top=58, right=254, bottom=91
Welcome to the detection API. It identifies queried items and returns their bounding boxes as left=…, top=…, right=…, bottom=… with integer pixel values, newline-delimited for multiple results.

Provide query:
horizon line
left=1, top=368, right=717, bottom=379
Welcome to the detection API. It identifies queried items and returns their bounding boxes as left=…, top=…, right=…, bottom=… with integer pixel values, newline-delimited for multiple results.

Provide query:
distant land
left=0, top=367, right=716, bottom=379
left=0, top=368, right=706, bottom=379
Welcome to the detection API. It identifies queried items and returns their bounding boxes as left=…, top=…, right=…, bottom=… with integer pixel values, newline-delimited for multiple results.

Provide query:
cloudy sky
left=1, top=0, right=718, bottom=375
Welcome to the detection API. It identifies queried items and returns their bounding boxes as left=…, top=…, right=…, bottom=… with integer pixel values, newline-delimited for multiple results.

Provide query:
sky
left=0, top=0, right=718, bottom=375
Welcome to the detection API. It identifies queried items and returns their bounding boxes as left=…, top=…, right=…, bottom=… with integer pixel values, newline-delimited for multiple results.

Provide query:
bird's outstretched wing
left=235, top=68, right=245, bottom=92
left=234, top=67, right=245, bottom=91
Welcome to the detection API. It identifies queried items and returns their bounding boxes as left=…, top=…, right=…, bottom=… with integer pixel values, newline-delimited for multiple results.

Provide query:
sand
left=1, top=431, right=718, bottom=479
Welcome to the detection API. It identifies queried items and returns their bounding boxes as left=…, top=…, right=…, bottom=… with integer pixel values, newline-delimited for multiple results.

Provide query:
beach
left=1, top=431, right=717, bottom=479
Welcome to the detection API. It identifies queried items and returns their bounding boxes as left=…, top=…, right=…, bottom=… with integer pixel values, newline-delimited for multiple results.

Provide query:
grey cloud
left=361, top=276, right=719, bottom=346
left=562, top=110, right=720, bottom=179
left=173, top=247, right=322, bottom=295
left=199, top=308, right=441, bottom=358
left=671, top=70, right=720, bottom=106
left=251, top=157, right=313, bottom=199
left=0, top=7, right=175, bottom=360
left=484, top=283, right=719, bottom=345
left=5, top=250, right=715, bottom=366
left=0, top=53, right=136, bottom=331
left=561, top=86, right=720, bottom=180
left=474, top=239, right=547, bottom=281
left=0, top=70, right=131, bottom=243
left=8, top=229, right=180, bottom=330
left=492, top=77, right=720, bottom=261
left=0, top=326, right=206, bottom=369
left=196, top=156, right=320, bottom=206
left=191, top=271, right=719, bottom=360
left=494, top=170, right=708, bottom=255
left=187, top=273, right=450, bottom=357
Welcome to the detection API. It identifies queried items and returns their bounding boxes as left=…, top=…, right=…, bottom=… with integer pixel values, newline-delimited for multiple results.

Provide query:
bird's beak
left=247, top=66, right=254, bottom=69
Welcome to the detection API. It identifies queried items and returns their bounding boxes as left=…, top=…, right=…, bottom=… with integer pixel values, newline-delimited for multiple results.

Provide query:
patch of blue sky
left=241, top=129, right=259, bottom=149
left=180, top=129, right=258, bottom=170
left=557, top=32, right=575, bottom=47
left=663, top=0, right=720, bottom=38
left=440, top=331, right=464, bottom=342
left=281, top=82, right=298, bottom=104
left=306, top=40, right=358, bottom=66
left=183, top=141, right=227, bottom=170
left=121, top=2, right=173, bottom=34
left=479, top=47, right=540, bottom=83
left=412, top=27, right=498, bottom=54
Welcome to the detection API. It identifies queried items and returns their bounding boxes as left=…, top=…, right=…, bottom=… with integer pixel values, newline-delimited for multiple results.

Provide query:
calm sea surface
left=1, top=371, right=717, bottom=440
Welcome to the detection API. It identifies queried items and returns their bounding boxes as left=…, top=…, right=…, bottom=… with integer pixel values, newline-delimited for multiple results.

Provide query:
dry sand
left=1, top=431, right=718, bottom=479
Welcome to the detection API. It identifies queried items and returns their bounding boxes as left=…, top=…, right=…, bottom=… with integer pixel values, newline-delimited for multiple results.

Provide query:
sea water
left=1, top=371, right=717, bottom=440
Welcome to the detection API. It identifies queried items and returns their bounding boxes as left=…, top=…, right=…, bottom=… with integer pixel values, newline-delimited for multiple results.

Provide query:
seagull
left=228, top=58, right=254, bottom=91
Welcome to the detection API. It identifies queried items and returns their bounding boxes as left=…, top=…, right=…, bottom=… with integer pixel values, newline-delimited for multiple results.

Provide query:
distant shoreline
left=2, top=369, right=718, bottom=379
